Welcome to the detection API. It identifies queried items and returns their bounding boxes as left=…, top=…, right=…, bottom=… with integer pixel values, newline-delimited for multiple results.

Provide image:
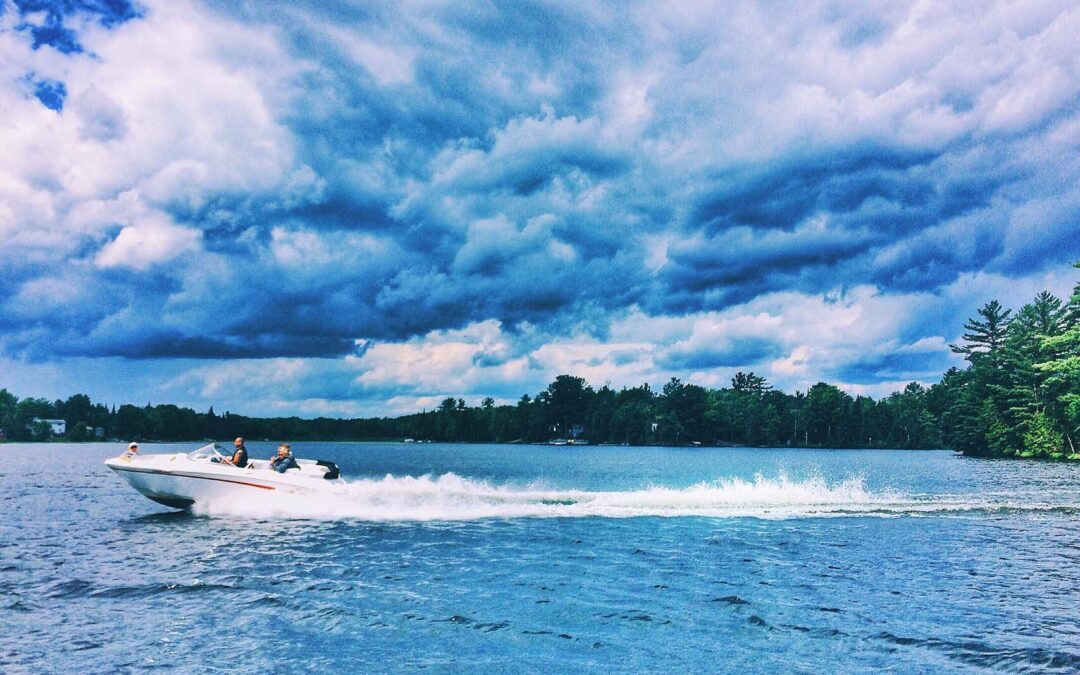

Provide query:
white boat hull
left=105, top=445, right=343, bottom=509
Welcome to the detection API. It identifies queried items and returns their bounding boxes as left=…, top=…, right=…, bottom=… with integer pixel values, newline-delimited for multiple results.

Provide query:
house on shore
left=32, top=418, right=66, bottom=436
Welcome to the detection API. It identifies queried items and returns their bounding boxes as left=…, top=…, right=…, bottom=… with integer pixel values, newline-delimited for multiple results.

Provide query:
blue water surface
left=3, top=443, right=1080, bottom=673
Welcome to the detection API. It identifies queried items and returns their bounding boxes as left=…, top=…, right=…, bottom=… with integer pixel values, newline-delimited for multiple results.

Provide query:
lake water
left=3, top=442, right=1080, bottom=673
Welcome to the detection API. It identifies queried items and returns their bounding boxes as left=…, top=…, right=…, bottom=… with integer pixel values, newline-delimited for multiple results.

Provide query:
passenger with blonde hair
left=269, top=443, right=299, bottom=473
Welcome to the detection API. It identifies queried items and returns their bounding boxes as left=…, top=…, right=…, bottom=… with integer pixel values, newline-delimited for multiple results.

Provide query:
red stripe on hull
left=110, top=466, right=278, bottom=491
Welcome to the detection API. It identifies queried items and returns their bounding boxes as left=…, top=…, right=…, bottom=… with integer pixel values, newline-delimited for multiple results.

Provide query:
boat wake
left=191, top=472, right=1079, bottom=521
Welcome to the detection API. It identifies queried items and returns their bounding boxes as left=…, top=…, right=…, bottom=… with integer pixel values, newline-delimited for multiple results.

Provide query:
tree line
left=2, top=264, right=1077, bottom=457
left=0, top=392, right=405, bottom=443
left=0, top=375, right=945, bottom=449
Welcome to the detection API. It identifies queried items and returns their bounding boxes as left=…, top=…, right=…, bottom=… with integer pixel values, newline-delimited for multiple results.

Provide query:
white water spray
left=188, top=471, right=1055, bottom=521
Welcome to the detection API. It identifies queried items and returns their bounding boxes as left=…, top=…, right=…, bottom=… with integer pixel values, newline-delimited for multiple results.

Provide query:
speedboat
left=104, top=443, right=343, bottom=509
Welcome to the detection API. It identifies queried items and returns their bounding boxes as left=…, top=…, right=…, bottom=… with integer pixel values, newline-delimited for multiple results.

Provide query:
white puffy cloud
left=0, top=0, right=312, bottom=262
left=635, top=1, right=1080, bottom=166
left=352, top=320, right=532, bottom=397
left=95, top=216, right=202, bottom=270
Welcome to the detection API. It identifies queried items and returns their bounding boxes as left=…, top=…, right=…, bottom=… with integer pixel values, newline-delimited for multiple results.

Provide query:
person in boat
left=125, top=442, right=139, bottom=455
left=221, top=436, right=249, bottom=468
left=269, top=444, right=299, bottom=473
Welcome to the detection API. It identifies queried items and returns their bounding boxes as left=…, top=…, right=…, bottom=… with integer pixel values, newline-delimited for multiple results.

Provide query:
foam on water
left=192, top=471, right=1075, bottom=521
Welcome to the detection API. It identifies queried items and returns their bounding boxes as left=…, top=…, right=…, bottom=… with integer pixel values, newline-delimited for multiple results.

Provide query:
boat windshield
left=187, top=443, right=225, bottom=461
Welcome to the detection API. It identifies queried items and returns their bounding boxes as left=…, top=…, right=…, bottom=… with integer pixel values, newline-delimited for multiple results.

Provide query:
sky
left=1, top=0, right=1078, bottom=418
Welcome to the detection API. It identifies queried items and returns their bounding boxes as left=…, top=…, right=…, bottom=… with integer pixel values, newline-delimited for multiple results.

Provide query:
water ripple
left=875, top=631, right=1080, bottom=672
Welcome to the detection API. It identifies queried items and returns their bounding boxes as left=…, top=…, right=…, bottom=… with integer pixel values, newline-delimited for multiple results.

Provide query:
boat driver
left=221, top=437, right=249, bottom=468
left=269, top=444, right=299, bottom=473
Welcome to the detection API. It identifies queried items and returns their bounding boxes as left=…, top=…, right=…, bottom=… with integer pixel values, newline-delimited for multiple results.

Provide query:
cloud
left=325, top=25, right=415, bottom=86
left=656, top=314, right=786, bottom=370
left=1, top=0, right=1078, bottom=416
left=95, top=214, right=202, bottom=270
left=74, top=85, right=127, bottom=141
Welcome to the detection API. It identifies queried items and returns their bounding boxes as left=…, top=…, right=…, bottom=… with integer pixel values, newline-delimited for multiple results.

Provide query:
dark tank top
left=233, top=446, right=248, bottom=468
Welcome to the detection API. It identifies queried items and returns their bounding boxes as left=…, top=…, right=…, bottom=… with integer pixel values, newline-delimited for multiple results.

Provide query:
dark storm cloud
left=653, top=133, right=1068, bottom=311
left=663, top=225, right=877, bottom=294
left=11, top=329, right=356, bottom=360
left=693, top=147, right=940, bottom=232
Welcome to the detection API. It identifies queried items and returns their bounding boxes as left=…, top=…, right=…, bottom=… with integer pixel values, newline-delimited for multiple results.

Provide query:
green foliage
left=609, top=384, right=656, bottom=445
left=539, top=375, right=593, bottom=439
left=1032, top=271, right=1080, bottom=455
left=1, top=367, right=957, bottom=447
left=1023, top=411, right=1064, bottom=457
left=879, top=383, right=941, bottom=449
left=805, top=383, right=850, bottom=446
left=937, top=262, right=1080, bottom=458
left=0, top=388, right=17, bottom=439
left=950, top=299, right=1012, bottom=368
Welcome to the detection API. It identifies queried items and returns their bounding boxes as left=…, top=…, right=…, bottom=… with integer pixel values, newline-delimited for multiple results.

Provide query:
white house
left=32, top=418, right=66, bottom=436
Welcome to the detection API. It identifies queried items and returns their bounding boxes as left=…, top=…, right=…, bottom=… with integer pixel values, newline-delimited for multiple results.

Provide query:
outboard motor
left=316, top=460, right=340, bottom=480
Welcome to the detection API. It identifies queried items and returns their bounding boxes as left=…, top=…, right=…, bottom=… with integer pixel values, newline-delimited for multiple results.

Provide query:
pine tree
left=949, top=300, right=1013, bottom=455
left=1035, top=263, right=1080, bottom=455
left=996, top=292, right=1065, bottom=456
